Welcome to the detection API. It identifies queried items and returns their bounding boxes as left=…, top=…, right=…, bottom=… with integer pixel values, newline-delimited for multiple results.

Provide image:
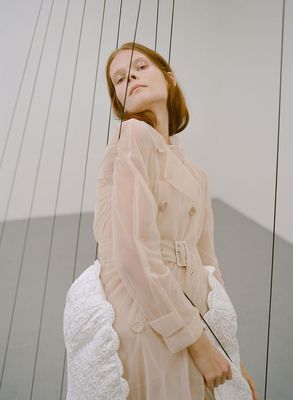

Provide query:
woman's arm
left=197, top=170, right=225, bottom=286
left=110, top=119, right=204, bottom=354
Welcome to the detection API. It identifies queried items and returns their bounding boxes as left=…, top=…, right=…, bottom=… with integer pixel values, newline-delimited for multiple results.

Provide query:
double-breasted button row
left=131, top=320, right=144, bottom=333
left=158, top=201, right=196, bottom=216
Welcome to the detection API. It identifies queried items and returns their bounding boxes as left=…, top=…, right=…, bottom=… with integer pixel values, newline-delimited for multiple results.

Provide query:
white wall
left=0, top=0, right=292, bottom=243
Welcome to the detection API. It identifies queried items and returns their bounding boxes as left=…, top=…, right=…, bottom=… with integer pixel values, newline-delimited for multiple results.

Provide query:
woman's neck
left=152, top=104, right=171, bottom=145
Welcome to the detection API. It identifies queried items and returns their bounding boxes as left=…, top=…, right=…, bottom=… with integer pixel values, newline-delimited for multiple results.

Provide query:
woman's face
left=109, top=49, right=174, bottom=114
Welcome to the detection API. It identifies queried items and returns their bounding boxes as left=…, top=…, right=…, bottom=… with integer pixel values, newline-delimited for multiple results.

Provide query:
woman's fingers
left=205, top=363, right=231, bottom=391
left=213, top=362, right=233, bottom=389
left=227, top=363, right=232, bottom=380
left=220, top=373, right=227, bottom=385
left=214, top=376, right=222, bottom=387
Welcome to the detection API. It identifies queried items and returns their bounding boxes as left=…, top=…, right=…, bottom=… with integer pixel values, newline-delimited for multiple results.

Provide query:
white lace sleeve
left=63, top=260, right=129, bottom=400
left=203, top=266, right=253, bottom=400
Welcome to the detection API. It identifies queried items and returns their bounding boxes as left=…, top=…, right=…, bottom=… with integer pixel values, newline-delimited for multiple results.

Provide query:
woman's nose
left=127, top=73, right=136, bottom=82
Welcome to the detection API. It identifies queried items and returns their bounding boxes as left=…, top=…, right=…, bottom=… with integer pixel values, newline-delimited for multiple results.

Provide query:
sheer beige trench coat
left=93, top=118, right=224, bottom=400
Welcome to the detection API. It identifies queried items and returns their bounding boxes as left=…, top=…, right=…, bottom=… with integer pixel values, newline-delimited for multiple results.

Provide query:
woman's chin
left=126, top=101, right=154, bottom=115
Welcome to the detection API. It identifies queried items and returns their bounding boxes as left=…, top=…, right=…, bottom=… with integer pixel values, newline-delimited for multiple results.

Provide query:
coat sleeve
left=197, top=170, right=225, bottom=286
left=111, top=119, right=204, bottom=354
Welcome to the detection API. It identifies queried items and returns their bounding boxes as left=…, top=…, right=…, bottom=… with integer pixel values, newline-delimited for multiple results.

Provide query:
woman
left=64, top=42, right=259, bottom=399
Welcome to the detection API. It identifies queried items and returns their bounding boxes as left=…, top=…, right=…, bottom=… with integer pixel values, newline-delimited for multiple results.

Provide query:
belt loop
left=174, top=240, right=188, bottom=267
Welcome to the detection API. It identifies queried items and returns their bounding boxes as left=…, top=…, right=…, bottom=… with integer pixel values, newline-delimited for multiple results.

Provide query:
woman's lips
left=130, top=85, right=146, bottom=95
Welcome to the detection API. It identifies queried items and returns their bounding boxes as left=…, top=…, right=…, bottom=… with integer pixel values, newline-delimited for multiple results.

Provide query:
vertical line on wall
left=154, top=0, right=160, bottom=51
left=0, top=0, right=58, bottom=391
left=168, top=0, right=175, bottom=64
left=94, top=0, right=143, bottom=261
left=94, top=0, right=124, bottom=263
left=61, top=0, right=108, bottom=397
left=0, top=0, right=57, bottom=249
left=117, top=0, right=142, bottom=141
left=264, top=1, right=286, bottom=399
left=0, top=0, right=46, bottom=169
left=28, top=0, right=90, bottom=397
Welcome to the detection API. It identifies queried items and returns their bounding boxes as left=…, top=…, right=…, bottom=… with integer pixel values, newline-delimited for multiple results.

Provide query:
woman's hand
left=188, top=331, right=232, bottom=392
left=240, top=362, right=260, bottom=400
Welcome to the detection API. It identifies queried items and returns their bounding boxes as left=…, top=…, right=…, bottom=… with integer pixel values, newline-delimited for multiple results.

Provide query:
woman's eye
left=137, top=64, right=146, bottom=70
left=116, top=76, right=124, bottom=84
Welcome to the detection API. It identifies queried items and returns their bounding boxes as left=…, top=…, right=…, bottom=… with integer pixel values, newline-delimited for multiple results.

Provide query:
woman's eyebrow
left=112, top=56, right=148, bottom=79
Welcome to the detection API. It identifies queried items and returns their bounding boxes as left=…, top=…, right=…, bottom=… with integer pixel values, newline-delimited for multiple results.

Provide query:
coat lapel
left=148, top=124, right=203, bottom=202
left=163, top=149, right=202, bottom=201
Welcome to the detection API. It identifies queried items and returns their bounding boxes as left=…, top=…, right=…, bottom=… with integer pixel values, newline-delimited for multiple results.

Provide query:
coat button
left=189, top=206, right=196, bottom=216
left=132, top=320, right=144, bottom=333
left=159, top=200, right=168, bottom=211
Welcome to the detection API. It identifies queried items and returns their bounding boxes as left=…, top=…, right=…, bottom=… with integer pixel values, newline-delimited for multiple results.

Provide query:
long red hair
left=106, top=42, right=189, bottom=136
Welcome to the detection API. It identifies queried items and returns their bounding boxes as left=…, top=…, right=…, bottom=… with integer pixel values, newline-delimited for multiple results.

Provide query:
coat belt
left=160, top=239, right=201, bottom=267
left=97, top=237, right=201, bottom=267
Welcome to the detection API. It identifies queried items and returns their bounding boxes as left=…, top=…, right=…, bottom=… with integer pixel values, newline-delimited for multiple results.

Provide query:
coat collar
left=113, top=121, right=203, bottom=202
left=146, top=123, right=178, bottom=152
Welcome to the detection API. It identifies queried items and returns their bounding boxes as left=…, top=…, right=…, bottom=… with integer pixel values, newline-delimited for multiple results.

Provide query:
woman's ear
left=167, top=72, right=177, bottom=87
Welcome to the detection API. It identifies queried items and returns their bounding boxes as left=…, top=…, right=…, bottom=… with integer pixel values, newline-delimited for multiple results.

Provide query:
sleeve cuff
left=148, top=310, right=204, bottom=354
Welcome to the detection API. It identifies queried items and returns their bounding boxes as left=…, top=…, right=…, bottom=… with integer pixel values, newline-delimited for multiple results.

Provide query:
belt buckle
left=175, top=240, right=188, bottom=267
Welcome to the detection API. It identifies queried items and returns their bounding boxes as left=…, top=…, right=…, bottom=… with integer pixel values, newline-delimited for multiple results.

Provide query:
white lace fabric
left=203, top=266, right=253, bottom=400
left=63, top=260, right=129, bottom=400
